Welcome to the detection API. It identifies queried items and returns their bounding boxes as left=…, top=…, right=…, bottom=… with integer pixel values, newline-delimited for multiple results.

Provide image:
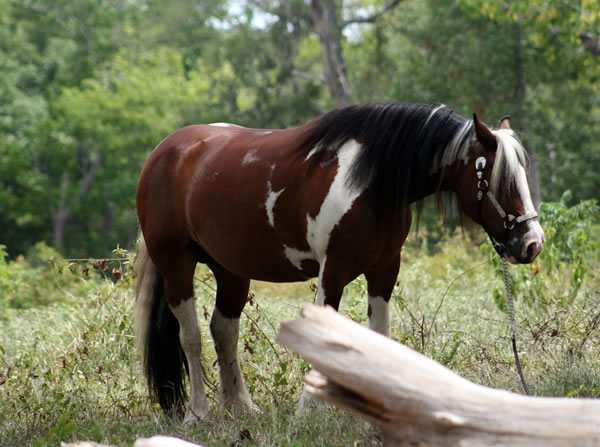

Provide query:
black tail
left=135, top=239, right=188, bottom=414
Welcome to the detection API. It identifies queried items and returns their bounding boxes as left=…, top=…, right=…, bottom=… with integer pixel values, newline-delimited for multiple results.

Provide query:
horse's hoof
left=224, top=397, right=262, bottom=416
left=247, top=401, right=262, bottom=414
left=183, top=407, right=209, bottom=428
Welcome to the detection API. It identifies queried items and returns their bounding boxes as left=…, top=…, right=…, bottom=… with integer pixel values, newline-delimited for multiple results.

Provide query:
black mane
left=299, top=103, right=474, bottom=217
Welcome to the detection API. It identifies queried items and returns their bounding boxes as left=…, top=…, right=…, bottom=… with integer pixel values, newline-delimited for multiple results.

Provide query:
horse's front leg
left=297, top=256, right=351, bottom=413
left=365, top=255, right=401, bottom=336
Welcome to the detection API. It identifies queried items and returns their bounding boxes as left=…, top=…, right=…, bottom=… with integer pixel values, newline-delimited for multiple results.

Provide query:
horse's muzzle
left=506, top=237, right=543, bottom=264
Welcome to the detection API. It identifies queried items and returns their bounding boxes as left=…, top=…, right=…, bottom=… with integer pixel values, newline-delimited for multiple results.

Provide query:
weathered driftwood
left=276, top=304, right=600, bottom=446
left=62, top=436, right=202, bottom=447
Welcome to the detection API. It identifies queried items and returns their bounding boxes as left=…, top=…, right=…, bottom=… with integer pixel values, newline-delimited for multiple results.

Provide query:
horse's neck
left=405, top=162, right=461, bottom=205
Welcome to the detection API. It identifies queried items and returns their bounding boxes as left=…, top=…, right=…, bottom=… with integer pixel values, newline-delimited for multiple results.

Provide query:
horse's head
left=457, top=115, right=544, bottom=264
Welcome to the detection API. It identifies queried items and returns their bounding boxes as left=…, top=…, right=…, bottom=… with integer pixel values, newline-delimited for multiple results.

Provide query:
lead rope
left=475, top=155, right=532, bottom=396
left=501, top=255, right=530, bottom=396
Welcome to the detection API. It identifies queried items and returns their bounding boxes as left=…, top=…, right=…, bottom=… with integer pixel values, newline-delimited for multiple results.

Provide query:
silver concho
left=475, top=156, right=486, bottom=171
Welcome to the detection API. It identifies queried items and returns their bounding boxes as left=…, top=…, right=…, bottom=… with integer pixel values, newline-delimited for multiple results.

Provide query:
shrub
left=482, top=191, right=599, bottom=311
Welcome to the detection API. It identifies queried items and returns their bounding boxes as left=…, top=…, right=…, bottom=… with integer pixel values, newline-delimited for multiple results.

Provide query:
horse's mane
left=298, top=103, right=528, bottom=218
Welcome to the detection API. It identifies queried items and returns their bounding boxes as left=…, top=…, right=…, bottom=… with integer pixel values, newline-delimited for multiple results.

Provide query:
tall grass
left=0, top=198, right=598, bottom=446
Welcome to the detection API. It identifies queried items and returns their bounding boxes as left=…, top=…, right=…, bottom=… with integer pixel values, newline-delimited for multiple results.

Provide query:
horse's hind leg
left=155, top=244, right=209, bottom=424
left=209, top=265, right=255, bottom=411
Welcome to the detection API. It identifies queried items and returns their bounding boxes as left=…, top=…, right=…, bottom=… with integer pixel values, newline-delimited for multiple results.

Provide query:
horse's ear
left=473, top=114, right=497, bottom=152
left=498, top=115, right=511, bottom=129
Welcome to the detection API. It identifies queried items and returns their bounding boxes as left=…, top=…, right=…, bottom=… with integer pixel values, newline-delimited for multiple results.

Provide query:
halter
left=475, top=156, right=538, bottom=256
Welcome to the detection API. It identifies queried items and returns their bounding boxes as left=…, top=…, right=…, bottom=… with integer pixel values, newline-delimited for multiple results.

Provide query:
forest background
left=1, top=0, right=598, bottom=259
left=0, top=1, right=599, bottom=445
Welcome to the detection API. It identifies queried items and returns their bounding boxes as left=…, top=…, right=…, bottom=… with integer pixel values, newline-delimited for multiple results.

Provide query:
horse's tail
left=135, top=238, right=187, bottom=414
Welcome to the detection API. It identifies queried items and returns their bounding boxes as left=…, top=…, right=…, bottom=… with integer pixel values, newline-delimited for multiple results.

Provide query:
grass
left=1, top=224, right=599, bottom=446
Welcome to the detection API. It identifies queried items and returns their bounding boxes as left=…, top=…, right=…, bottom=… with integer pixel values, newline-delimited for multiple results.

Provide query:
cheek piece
left=474, top=156, right=538, bottom=258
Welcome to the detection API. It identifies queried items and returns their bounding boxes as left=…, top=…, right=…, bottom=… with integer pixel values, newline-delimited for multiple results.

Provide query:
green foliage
left=1, top=231, right=600, bottom=444
left=483, top=192, right=599, bottom=309
left=0, top=0, right=598, bottom=258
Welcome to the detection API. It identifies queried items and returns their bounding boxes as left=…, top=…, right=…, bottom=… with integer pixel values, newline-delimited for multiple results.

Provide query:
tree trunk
left=513, top=24, right=541, bottom=208
left=277, top=305, right=600, bottom=446
left=52, top=172, right=71, bottom=249
left=50, top=152, right=103, bottom=250
left=310, top=0, right=351, bottom=108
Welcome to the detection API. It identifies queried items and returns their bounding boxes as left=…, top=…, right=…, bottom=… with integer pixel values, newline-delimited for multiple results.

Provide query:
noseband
left=475, top=156, right=538, bottom=257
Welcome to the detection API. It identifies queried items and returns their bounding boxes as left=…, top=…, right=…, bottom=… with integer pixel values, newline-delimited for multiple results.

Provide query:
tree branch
left=79, top=152, right=103, bottom=196
left=342, top=0, right=406, bottom=28
left=292, top=69, right=326, bottom=83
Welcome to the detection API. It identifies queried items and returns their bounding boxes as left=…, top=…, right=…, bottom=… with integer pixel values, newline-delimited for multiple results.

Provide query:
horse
left=135, top=103, right=544, bottom=424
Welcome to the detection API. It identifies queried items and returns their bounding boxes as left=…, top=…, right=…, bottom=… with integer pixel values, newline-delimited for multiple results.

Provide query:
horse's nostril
left=526, top=241, right=539, bottom=259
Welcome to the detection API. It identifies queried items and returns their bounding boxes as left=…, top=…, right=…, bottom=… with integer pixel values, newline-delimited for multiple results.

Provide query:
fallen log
left=62, top=436, right=203, bottom=447
left=276, top=304, right=600, bottom=446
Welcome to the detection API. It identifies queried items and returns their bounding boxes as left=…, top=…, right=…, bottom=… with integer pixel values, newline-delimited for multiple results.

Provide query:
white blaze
left=515, top=164, right=545, bottom=245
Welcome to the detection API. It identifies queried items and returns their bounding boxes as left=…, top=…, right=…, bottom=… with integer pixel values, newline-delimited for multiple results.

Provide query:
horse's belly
left=186, top=179, right=320, bottom=282
left=193, top=224, right=320, bottom=282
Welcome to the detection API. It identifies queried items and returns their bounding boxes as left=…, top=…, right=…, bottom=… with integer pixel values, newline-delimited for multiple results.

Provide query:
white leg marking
left=265, top=181, right=285, bottom=228
left=210, top=308, right=255, bottom=410
left=368, top=296, right=390, bottom=336
left=170, top=299, right=209, bottom=424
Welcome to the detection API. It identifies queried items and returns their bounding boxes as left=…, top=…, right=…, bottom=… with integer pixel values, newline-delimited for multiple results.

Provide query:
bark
left=513, top=24, right=541, bottom=208
left=50, top=152, right=103, bottom=249
left=309, top=0, right=351, bottom=108
left=277, top=305, right=600, bottom=446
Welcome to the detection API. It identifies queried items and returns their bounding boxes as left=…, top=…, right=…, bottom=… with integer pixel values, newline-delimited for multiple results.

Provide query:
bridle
left=475, top=155, right=538, bottom=396
left=475, top=156, right=538, bottom=257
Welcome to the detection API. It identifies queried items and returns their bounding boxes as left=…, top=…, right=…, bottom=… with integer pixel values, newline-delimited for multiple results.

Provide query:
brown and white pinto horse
left=135, top=103, right=544, bottom=424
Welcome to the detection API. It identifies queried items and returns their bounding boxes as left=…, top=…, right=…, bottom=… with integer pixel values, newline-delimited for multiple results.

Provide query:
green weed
left=0, top=196, right=598, bottom=446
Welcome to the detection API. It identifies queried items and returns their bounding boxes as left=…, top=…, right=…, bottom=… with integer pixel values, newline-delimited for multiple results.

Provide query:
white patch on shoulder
left=242, top=150, right=259, bottom=165
left=265, top=181, right=285, bottom=227
left=208, top=122, right=232, bottom=127
left=306, top=139, right=364, bottom=261
left=283, top=139, right=363, bottom=274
